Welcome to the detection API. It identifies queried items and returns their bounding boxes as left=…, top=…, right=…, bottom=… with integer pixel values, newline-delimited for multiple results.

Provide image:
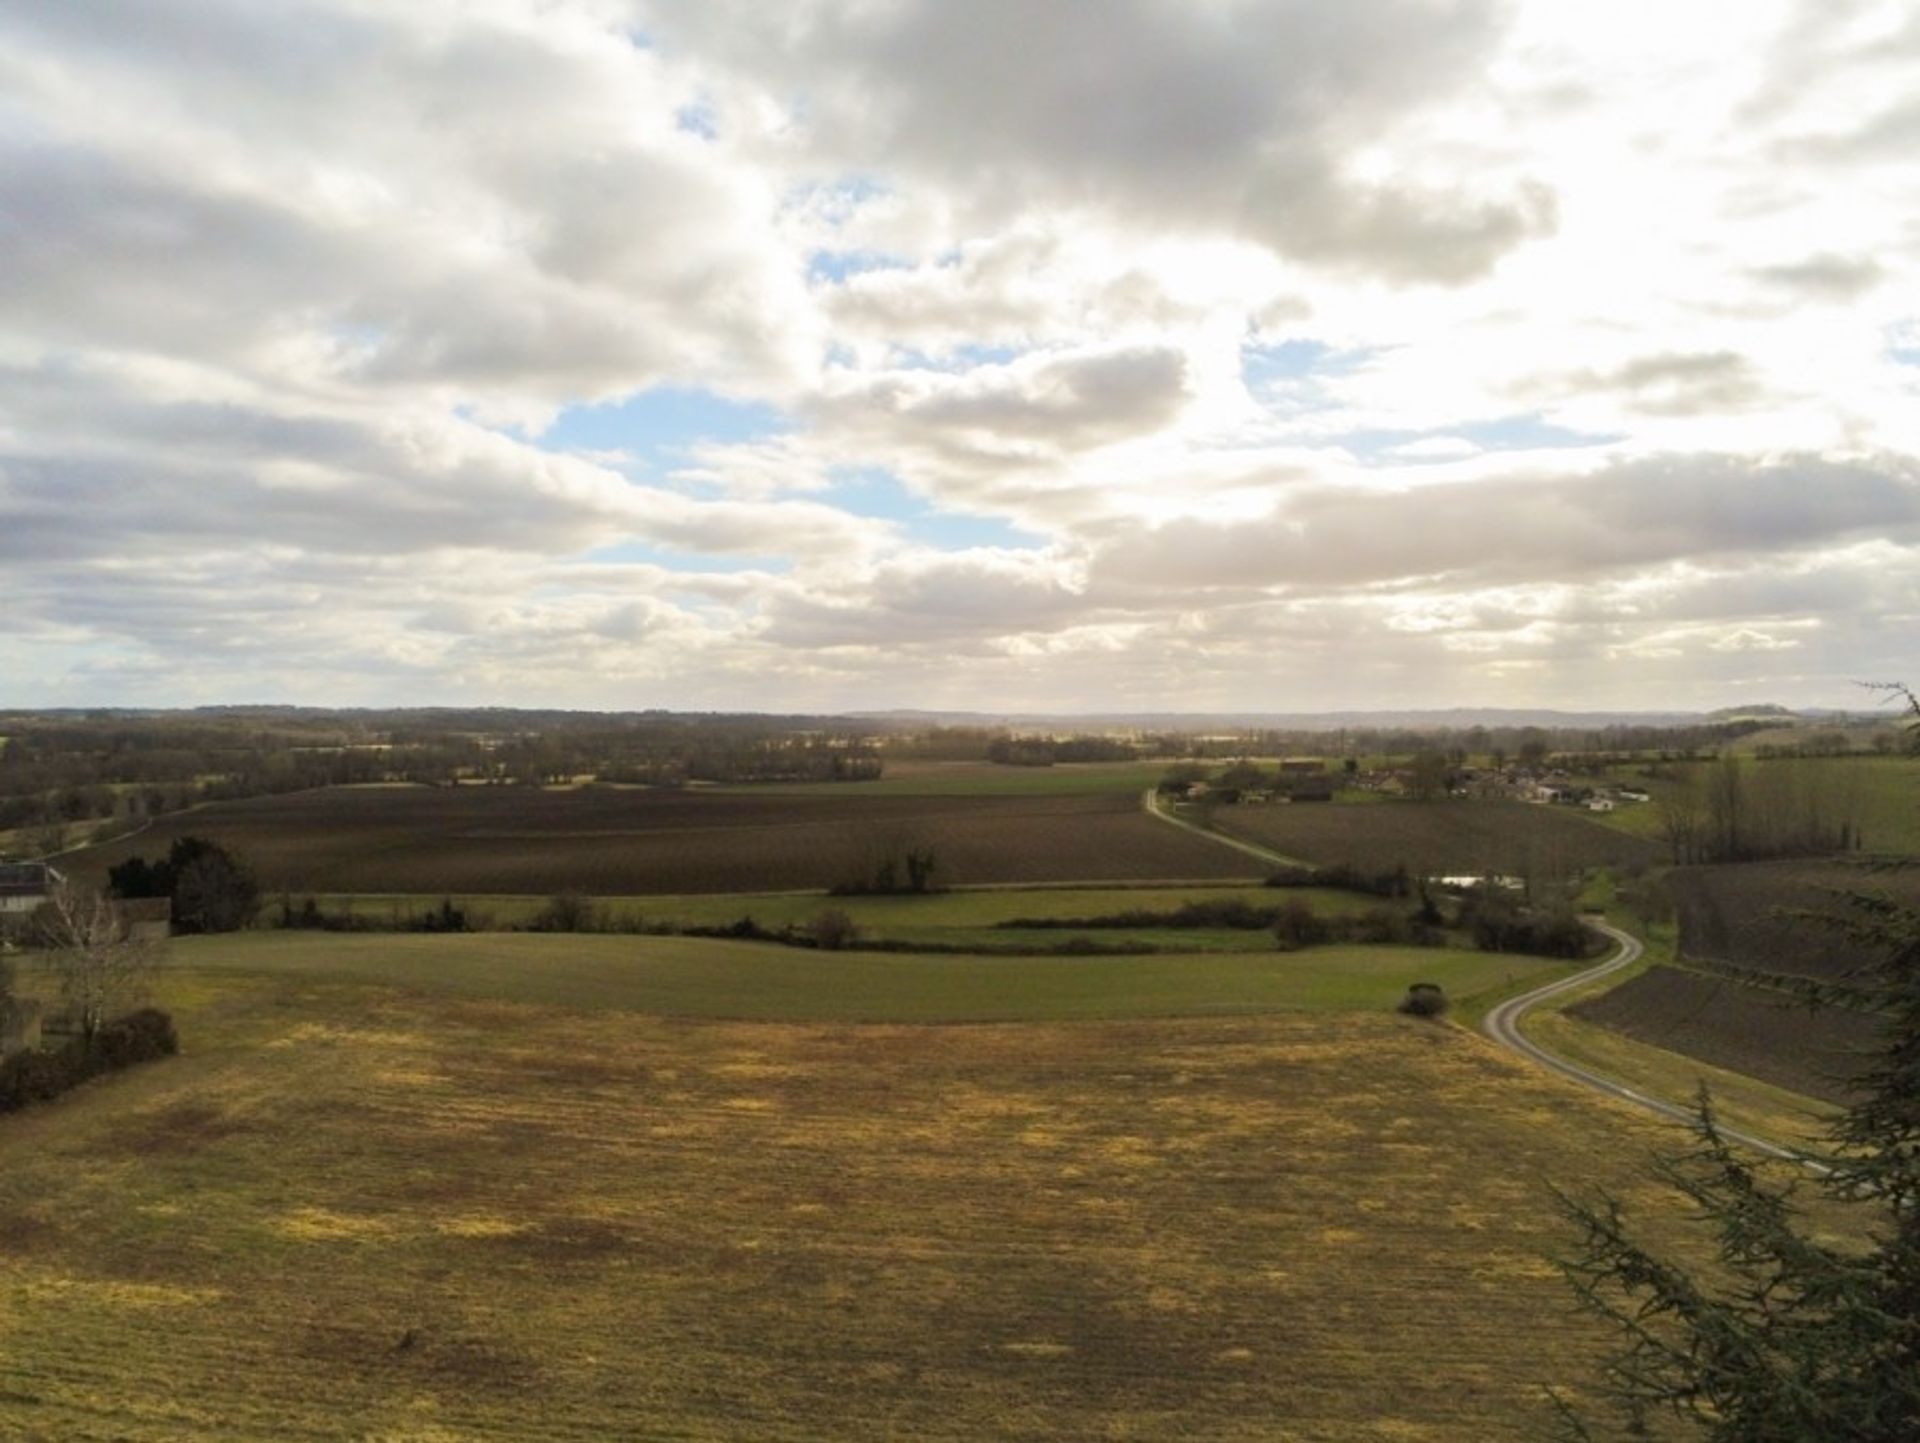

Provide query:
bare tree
left=1863, top=679, right=1920, bottom=752
left=1656, top=772, right=1703, bottom=865
left=35, top=881, right=161, bottom=1044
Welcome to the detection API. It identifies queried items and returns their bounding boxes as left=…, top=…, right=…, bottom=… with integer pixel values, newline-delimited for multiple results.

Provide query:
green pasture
left=171, top=930, right=1572, bottom=1023
left=1577, top=754, right=1920, bottom=855
left=280, top=882, right=1383, bottom=952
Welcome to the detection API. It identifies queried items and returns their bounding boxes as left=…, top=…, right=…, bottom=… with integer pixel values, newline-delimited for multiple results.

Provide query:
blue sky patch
left=829, top=468, right=1044, bottom=551
left=891, top=342, right=1025, bottom=373
left=674, top=102, right=716, bottom=140
left=1332, top=413, right=1619, bottom=463
left=808, top=249, right=912, bottom=284
left=537, top=387, right=790, bottom=472
left=1241, top=339, right=1380, bottom=391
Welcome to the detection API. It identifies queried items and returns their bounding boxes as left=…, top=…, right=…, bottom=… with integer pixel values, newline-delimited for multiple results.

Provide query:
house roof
left=0, top=863, right=58, bottom=899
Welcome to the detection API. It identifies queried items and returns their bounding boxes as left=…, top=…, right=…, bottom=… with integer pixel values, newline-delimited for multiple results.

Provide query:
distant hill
left=1702, top=703, right=1803, bottom=723
left=855, top=707, right=1794, bottom=732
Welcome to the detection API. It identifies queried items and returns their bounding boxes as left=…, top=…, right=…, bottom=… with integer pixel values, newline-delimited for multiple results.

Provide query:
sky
left=2, top=0, right=1917, bottom=715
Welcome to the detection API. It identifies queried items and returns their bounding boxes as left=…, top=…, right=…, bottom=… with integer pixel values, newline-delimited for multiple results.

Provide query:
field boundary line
left=1140, top=788, right=1307, bottom=871
left=1483, top=922, right=1831, bottom=1173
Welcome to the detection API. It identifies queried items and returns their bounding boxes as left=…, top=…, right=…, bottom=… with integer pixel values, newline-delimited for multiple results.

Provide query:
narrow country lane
left=1139, top=787, right=1311, bottom=870
left=1136, top=787, right=1827, bottom=1169
left=1481, top=921, right=1827, bottom=1170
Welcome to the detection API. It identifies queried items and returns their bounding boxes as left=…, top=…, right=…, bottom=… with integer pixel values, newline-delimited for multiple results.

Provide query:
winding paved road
left=1482, top=920, right=1828, bottom=1172
left=1135, top=787, right=1826, bottom=1170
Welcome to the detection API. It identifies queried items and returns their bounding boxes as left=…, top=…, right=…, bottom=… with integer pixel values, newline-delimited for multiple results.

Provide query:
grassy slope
left=166, top=931, right=1573, bottom=1022
left=0, top=960, right=1800, bottom=1443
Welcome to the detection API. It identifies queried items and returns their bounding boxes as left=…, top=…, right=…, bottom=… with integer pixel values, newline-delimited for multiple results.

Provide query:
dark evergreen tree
left=1554, top=687, right=1920, bottom=1441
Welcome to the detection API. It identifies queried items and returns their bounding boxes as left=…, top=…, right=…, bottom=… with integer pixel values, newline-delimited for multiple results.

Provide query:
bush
left=1267, top=863, right=1413, bottom=898
left=110, top=836, right=258, bottom=932
left=1399, top=983, right=1448, bottom=1018
left=807, top=909, right=859, bottom=951
left=1272, top=899, right=1330, bottom=952
left=1455, top=890, right=1599, bottom=960
left=530, top=893, right=596, bottom=933
left=0, top=1007, right=178, bottom=1114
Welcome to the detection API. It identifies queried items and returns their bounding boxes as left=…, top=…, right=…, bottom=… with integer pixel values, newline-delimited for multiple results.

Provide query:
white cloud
left=3, top=0, right=1918, bottom=710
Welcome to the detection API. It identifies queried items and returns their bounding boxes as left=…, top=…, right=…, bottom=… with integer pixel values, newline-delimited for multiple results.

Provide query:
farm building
left=0, top=863, right=61, bottom=915
left=114, top=896, right=173, bottom=941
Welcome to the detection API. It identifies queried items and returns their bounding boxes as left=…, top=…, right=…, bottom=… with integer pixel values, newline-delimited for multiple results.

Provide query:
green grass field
left=167, top=930, right=1572, bottom=1022
left=290, top=883, right=1380, bottom=953
left=1580, top=755, right=1920, bottom=856
left=0, top=940, right=1794, bottom=1442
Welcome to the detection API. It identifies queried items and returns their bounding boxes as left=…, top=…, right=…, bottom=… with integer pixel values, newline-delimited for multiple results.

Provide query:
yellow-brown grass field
left=0, top=955, right=1814, bottom=1441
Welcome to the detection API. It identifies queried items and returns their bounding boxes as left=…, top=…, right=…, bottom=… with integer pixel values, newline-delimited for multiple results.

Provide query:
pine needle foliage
left=1551, top=688, right=1920, bottom=1441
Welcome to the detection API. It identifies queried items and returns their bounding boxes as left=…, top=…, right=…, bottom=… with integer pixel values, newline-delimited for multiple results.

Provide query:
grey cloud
left=649, top=0, right=1550, bottom=284
left=1243, top=171, right=1556, bottom=286
left=824, top=235, right=1212, bottom=360
left=0, top=2, right=810, bottom=409
left=1552, top=351, right=1764, bottom=418
left=760, top=552, right=1089, bottom=647
left=0, top=361, right=880, bottom=568
left=813, top=346, right=1191, bottom=474
left=1752, top=252, right=1885, bottom=301
left=1091, top=453, right=1920, bottom=594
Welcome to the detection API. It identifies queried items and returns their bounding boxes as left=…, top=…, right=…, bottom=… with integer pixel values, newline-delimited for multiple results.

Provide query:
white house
left=0, top=863, right=61, bottom=915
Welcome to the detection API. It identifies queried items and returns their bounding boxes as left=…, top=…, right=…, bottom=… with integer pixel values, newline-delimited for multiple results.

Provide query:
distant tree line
left=0, top=711, right=888, bottom=846
left=985, top=734, right=1139, bottom=766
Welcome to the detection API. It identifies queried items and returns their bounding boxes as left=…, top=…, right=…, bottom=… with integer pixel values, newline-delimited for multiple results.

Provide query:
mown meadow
left=0, top=943, right=1765, bottom=1442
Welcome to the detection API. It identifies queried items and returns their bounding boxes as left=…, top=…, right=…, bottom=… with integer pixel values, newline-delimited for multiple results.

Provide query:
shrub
left=1272, top=899, right=1330, bottom=952
left=109, top=837, right=259, bottom=933
left=413, top=898, right=469, bottom=933
left=530, top=893, right=596, bottom=933
left=0, top=1007, right=178, bottom=1114
left=807, top=909, right=860, bottom=951
left=1399, top=983, right=1448, bottom=1018
left=1267, top=863, right=1413, bottom=898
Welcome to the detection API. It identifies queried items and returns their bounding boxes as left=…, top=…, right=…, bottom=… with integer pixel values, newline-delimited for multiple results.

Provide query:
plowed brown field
left=63, top=784, right=1262, bottom=894
left=1210, top=799, right=1658, bottom=877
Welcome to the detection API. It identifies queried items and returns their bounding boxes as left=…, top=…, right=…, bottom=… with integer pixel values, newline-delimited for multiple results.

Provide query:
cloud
left=1091, top=453, right=1920, bottom=592
left=1751, top=252, right=1885, bottom=301
left=1551, top=352, right=1767, bottom=419
left=0, top=0, right=817, bottom=418
left=3, top=0, right=1919, bottom=710
left=649, top=0, right=1553, bottom=283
